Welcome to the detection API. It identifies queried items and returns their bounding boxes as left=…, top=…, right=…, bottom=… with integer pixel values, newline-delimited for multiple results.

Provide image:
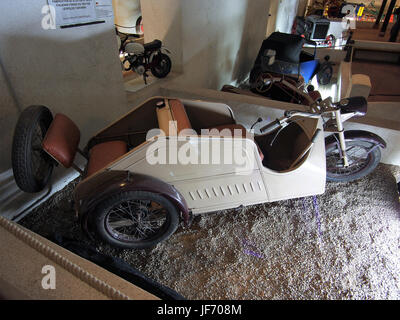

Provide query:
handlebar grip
left=260, top=119, right=281, bottom=133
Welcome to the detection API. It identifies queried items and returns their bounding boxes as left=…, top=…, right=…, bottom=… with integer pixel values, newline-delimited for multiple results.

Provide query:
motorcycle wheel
left=89, top=191, right=180, bottom=249
left=12, top=105, right=54, bottom=193
left=325, top=139, right=381, bottom=183
left=255, top=73, right=274, bottom=93
left=151, top=53, right=171, bottom=78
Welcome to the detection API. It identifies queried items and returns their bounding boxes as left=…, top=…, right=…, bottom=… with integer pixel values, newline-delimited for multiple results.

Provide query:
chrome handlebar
left=260, top=110, right=321, bottom=133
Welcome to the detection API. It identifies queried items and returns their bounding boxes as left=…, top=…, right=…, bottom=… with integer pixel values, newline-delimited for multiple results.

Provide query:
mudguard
left=325, top=130, right=386, bottom=149
left=74, top=171, right=190, bottom=235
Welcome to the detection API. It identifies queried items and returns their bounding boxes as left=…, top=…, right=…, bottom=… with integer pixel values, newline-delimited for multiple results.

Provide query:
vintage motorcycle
left=120, top=38, right=172, bottom=84
left=11, top=94, right=385, bottom=249
left=248, top=32, right=334, bottom=104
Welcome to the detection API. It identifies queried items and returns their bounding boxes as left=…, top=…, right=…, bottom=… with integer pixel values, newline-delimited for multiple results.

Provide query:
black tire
left=12, top=105, right=54, bottom=193
left=90, top=191, right=180, bottom=249
left=150, top=53, right=171, bottom=78
left=325, top=139, right=381, bottom=182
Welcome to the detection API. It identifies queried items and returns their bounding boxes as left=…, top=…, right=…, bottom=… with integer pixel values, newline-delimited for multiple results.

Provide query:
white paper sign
left=95, top=0, right=114, bottom=19
left=48, top=0, right=113, bottom=28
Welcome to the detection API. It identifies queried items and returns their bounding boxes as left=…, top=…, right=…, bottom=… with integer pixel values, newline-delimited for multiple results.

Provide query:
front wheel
left=90, top=191, right=180, bottom=249
left=325, top=139, right=381, bottom=182
left=150, top=53, right=171, bottom=78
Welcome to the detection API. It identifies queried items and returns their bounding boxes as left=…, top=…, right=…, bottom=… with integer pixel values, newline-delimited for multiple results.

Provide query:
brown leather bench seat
left=159, top=99, right=264, bottom=161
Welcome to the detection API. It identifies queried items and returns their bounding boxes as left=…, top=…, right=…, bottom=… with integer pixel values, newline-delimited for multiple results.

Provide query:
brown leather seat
left=169, top=99, right=193, bottom=132
left=86, top=141, right=127, bottom=177
left=42, top=113, right=81, bottom=168
left=159, top=99, right=264, bottom=161
left=42, top=113, right=127, bottom=177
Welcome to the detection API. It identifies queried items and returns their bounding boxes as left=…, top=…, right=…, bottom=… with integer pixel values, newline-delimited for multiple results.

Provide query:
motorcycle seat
left=338, top=96, right=367, bottom=117
left=144, top=39, right=162, bottom=51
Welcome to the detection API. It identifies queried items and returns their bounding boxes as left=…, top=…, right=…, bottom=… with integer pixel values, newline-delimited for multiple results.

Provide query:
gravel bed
left=20, top=163, right=400, bottom=299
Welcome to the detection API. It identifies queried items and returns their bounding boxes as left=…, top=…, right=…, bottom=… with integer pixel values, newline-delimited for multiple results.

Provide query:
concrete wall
left=142, top=0, right=271, bottom=89
left=0, top=0, right=128, bottom=174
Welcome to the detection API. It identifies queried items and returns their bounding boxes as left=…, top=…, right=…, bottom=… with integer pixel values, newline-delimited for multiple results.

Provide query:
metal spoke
left=105, top=198, right=168, bottom=242
left=326, top=142, right=371, bottom=177
left=108, top=219, right=134, bottom=228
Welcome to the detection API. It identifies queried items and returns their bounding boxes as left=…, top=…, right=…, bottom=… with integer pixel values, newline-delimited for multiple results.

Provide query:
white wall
left=0, top=0, right=128, bottom=174
left=141, top=0, right=183, bottom=72
left=113, top=0, right=141, bottom=34
left=142, top=0, right=271, bottom=89
left=275, top=0, right=300, bottom=34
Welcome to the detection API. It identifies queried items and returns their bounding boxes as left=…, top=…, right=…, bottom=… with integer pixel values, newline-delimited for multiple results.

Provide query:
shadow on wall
left=140, top=0, right=183, bottom=73
left=275, top=0, right=299, bottom=34
left=170, top=0, right=270, bottom=90
left=0, top=57, right=22, bottom=175
left=0, top=29, right=128, bottom=174
left=231, top=0, right=270, bottom=85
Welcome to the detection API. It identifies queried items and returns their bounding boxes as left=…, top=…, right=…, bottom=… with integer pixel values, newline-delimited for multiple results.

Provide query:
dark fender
left=74, top=171, right=190, bottom=235
left=325, top=130, right=386, bottom=149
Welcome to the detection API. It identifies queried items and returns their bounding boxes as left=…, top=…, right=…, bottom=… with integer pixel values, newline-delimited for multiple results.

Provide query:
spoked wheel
left=12, top=105, right=54, bottom=193
left=255, top=73, right=274, bottom=93
left=325, top=139, right=381, bottom=182
left=150, top=53, right=171, bottom=78
left=91, top=191, right=180, bottom=249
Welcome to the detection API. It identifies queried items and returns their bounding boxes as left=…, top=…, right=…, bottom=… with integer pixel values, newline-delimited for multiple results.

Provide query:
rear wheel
left=90, top=191, right=180, bottom=249
left=325, top=139, right=381, bottom=182
left=12, top=105, right=54, bottom=193
left=150, top=53, right=171, bottom=78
